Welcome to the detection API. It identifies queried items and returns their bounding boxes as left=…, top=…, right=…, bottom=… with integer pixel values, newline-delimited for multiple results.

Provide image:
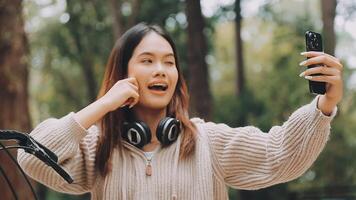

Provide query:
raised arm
left=17, top=77, right=140, bottom=193
left=202, top=96, right=336, bottom=190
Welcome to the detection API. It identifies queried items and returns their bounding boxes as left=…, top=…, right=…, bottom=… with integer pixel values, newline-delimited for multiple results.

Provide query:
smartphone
left=305, top=31, right=326, bottom=94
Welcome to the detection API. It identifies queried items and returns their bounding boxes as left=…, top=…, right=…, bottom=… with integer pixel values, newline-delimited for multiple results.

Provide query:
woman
left=18, top=23, right=342, bottom=200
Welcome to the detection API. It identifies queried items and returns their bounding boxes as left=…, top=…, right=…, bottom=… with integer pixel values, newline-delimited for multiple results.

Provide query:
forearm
left=17, top=121, right=99, bottom=193
left=317, top=95, right=338, bottom=116
left=17, top=112, right=99, bottom=193
left=206, top=97, right=336, bottom=190
left=74, top=99, right=110, bottom=130
left=264, top=97, right=335, bottom=185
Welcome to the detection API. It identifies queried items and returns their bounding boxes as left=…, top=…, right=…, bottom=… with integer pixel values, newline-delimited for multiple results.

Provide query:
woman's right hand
left=74, top=77, right=139, bottom=129
left=100, top=77, right=140, bottom=112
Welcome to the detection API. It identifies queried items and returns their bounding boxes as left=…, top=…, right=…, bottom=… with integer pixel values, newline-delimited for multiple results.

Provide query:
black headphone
left=122, top=117, right=181, bottom=148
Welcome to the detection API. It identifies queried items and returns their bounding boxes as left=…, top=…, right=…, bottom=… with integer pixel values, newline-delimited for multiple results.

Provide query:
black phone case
left=305, top=31, right=326, bottom=94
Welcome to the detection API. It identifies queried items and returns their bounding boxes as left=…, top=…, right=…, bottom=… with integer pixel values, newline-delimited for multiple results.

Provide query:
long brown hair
left=96, top=23, right=197, bottom=177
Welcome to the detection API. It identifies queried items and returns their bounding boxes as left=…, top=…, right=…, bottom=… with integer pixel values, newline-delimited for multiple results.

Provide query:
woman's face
left=128, top=32, right=178, bottom=110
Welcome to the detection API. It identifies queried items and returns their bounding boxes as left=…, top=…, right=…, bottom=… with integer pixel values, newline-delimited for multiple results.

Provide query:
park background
left=1, top=0, right=356, bottom=199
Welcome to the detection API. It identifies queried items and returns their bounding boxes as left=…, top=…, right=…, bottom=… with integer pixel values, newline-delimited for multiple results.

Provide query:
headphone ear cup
left=123, top=122, right=151, bottom=148
left=157, top=117, right=181, bottom=146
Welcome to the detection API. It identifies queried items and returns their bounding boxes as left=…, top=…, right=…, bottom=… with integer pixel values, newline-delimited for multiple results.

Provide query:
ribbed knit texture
left=17, top=96, right=336, bottom=200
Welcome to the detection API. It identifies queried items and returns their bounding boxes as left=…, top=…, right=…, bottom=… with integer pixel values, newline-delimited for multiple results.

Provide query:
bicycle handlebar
left=0, top=130, right=73, bottom=184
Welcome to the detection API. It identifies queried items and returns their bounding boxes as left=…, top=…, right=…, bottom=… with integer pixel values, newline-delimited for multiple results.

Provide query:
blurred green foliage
left=22, top=0, right=356, bottom=199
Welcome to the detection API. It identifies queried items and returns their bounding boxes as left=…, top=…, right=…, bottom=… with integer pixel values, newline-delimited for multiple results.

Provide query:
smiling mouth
left=148, top=84, right=168, bottom=91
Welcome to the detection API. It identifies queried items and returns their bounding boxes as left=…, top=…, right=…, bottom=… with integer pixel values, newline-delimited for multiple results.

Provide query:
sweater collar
left=121, top=134, right=182, bottom=199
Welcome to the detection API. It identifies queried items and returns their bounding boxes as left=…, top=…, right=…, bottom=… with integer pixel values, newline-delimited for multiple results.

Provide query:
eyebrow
left=138, top=52, right=174, bottom=58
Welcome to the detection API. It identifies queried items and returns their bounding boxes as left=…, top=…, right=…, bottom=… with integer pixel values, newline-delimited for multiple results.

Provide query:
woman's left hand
left=299, top=51, right=343, bottom=115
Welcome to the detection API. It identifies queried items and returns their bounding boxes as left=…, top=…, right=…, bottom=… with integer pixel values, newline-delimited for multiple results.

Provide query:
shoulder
left=190, top=117, right=261, bottom=138
left=189, top=117, right=209, bottom=141
left=189, top=118, right=221, bottom=138
left=190, top=117, right=223, bottom=134
left=190, top=117, right=235, bottom=129
left=80, top=123, right=100, bottom=145
left=87, top=124, right=100, bottom=137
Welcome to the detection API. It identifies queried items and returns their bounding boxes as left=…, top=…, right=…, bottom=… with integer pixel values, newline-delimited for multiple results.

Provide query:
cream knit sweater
left=17, top=97, right=336, bottom=200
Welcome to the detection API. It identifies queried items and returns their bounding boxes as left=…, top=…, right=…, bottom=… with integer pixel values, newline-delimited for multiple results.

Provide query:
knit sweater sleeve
left=201, top=96, right=336, bottom=190
left=17, top=112, right=99, bottom=194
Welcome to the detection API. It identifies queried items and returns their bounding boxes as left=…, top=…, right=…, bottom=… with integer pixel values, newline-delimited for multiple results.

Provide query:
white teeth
left=149, top=83, right=167, bottom=87
left=153, top=84, right=167, bottom=87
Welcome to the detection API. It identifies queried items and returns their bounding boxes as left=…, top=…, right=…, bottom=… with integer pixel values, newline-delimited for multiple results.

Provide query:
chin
left=137, top=99, right=171, bottom=110
left=136, top=92, right=173, bottom=110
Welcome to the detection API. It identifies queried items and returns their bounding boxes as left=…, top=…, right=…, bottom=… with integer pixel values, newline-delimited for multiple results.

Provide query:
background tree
left=185, top=0, right=213, bottom=120
left=109, top=0, right=141, bottom=39
left=109, top=0, right=124, bottom=38
left=234, top=0, right=245, bottom=96
left=321, top=0, right=337, bottom=55
left=0, top=0, right=32, bottom=199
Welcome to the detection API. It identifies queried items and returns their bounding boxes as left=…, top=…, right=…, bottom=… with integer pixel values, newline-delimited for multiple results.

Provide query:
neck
left=132, top=105, right=166, bottom=145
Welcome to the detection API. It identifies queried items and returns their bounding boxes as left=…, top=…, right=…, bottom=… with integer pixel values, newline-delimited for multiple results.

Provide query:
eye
left=141, top=59, right=153, bottom=64
left=165, top=61, right=175, bottom=66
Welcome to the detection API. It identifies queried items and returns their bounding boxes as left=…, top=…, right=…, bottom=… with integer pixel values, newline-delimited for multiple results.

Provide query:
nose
left=152, top=62, right=166, bottom=77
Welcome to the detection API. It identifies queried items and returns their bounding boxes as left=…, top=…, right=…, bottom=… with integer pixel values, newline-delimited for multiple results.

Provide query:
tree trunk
left=0, top=0, right=33, bottom=199
left=185, top=0, right=212, bottom=120
left=109, top=0, right=124, bottom=39
left=321, top=0, right=338, bottom=189
left=81, top=55, right=98, bottom=102
left=127, top=0, right=141, bottom=28
left=321, top=0, right=337, bottom=55
left=235, top=0, right=245, bottom=96
left=66, top=1, right=99, bottom=103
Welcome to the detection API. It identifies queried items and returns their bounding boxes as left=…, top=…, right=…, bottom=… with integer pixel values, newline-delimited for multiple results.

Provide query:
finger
left=301, top=51, right=338, bottom=61
left=304, top=75, right=341, bottom=84
left=121, top=95, right=137, bottom=108
left=127, top=77, right=139, bottom=87
left=120, top=98, right=133, bottom=108
left=299, top=66, right=340, bottom=77
left=299, top=55, right=343, bottom=70
left=128, top=82, right=139, bottom=91
left=301, top=52, right=342, bottom=66
left=129, top=92, right=140, bottom=108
